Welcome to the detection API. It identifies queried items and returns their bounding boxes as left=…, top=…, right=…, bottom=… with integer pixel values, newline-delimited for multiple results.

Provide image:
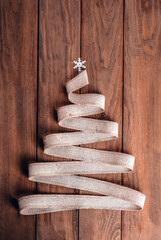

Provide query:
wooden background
left=0, top=0, right=161, bottom=239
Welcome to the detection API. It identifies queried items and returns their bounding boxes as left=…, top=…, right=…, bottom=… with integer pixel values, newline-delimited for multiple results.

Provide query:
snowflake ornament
left=73, top=58, right=86, bottom=72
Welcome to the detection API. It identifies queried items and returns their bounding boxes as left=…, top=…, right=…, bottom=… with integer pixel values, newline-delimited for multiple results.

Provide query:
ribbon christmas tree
left=19, top=60, right=145, bottom=215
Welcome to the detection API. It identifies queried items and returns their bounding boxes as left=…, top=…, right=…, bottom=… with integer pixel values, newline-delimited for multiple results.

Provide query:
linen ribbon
left=19, top=70, right=146, bottom=215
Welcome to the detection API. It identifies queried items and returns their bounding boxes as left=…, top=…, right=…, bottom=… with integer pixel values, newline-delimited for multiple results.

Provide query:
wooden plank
left=123, top=0, right=161, bottom=239
left=0, top=0, right=38, bottom=239
left=79, top=1, right=123, bottom=239
left=37, top=0, right=80, bottom=239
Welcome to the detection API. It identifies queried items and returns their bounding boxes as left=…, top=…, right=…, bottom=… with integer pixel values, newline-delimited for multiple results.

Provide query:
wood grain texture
left=37, top=0, right=80, bottom=239
left=0, top=0, right=37, bottom=239
left=122, top=0, right=161, bottom=239
left=79, top=1, right=123, bottom=239
left=1, top=0, right=161, bottom=239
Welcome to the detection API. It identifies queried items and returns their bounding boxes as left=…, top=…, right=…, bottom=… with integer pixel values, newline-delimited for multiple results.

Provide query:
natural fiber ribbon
left=19, top=70, right=146, bottom=215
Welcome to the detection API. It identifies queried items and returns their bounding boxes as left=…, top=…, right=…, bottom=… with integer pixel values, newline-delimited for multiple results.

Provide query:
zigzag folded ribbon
left=19, top=70, right=146, bottom=215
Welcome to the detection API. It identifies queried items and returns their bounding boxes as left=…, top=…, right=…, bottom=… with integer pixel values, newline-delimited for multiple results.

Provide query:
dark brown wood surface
left=0, top=0, right=38, bottom=239
left=37, top=1, right=80, bottom=239
left=122, top=1, right=161, bottom=239
left=79, top=1, right=123, bottom=239
left=0, top=0, right=161, bottom=239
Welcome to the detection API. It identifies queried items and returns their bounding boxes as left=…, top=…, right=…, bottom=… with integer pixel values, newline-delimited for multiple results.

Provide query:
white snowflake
left=73, top=58, right=86, bottom=72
